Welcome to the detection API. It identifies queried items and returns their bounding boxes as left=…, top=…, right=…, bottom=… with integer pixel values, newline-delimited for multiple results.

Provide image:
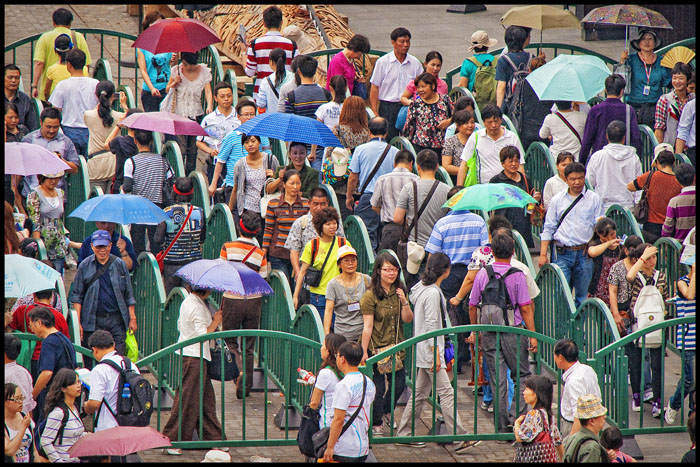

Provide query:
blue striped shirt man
left=425, top=211, right=489, bottom=265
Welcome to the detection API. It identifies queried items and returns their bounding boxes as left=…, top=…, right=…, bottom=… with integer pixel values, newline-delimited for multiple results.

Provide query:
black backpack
left=501, top=52, right=532, bottom=125
left=95, top=356, right=154, bottom=427
left=478, top=265, right=523, bottom=327
left=33, top=401, right=71, bottom=460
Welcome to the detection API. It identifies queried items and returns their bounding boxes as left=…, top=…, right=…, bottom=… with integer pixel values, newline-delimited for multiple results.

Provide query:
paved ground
left=5, top=4, right=693, bottom=463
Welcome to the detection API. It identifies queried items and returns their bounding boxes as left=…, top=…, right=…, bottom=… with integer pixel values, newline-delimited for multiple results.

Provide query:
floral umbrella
left=581, top=5, right=672, bottom=51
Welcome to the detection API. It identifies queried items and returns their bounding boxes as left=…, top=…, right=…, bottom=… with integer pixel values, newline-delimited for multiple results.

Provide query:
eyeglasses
left=8, top=396, right=25, bottom=403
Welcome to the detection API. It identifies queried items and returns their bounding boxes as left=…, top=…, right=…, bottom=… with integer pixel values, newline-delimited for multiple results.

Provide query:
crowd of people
left=4, top=5, right=697, bottom=464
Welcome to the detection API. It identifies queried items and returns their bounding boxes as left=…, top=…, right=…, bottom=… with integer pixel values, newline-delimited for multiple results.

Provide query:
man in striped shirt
left=371, top=149, right=418, bottom=231
left=245, top=6, right=297, bottom=99
left=218, top=211, right=268, bottom=399
left=662, top=163, right=695, bottom=242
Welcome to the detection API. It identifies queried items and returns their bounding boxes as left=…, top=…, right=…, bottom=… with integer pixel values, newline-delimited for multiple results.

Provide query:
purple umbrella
left=67, top=426, right=171, bottom=457
left=120, top=111, right=209, bottom=136
left=5, top=142, right=71, bottom=176
left=175, top=259, right=273, bottom=297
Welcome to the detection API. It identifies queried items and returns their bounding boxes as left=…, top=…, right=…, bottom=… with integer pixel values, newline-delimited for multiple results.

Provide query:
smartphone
left=620, top=234, right=628, bottom=244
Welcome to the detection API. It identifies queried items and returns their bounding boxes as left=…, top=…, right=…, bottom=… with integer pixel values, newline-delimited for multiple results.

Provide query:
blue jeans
left=62, top=126, right=89, bottom=157
left=670, top=350, right=695, bottom=410
left=269, top=256, right=293, bottom=288
left=354, top=193, right=380, bottom=253
left=52, top=257, right=65, bottom=276
left=483, top=362, right=514, bottom=410
left=310, top=292, right=328, bottom=325
left=553, top=247, right=593, bottom=307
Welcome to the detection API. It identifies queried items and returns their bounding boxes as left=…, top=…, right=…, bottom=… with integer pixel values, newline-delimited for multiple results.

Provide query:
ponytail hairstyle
left=321, top=332, right=347, bottom=374
left=586, top=217, right=616, bottom=258
left=269, top=47, right=287, bottom=88
left=620, top=235, right=642, bottom=261
left=329, top=74, right=347, bottom=104
left=421, top=252, right=451, bottom=286
left=96, top=80, right=116, bottom=128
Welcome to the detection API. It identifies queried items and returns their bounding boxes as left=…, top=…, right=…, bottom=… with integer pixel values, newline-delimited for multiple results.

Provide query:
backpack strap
left=554, top=111, right=582, bottom=144
left=311, top=237, right=320, bottom=263
left=93, top=357, right=127, bottom=427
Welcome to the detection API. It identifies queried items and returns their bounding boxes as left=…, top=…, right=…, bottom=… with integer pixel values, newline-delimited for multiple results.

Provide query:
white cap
left=331, top=147, right=350, bottom=177
left=406, top=241, right=425, bottom=275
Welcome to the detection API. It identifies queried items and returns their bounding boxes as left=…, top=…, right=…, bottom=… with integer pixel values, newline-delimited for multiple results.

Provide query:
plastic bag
left=125, top=330, right=139, bottom=361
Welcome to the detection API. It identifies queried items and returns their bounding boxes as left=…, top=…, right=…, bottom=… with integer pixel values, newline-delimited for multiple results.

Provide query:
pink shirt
left=404, top=77, right=448, bottom=99
left=469, top=260, right=532, bottom=326
left=326, top=50, right=356, bottom=94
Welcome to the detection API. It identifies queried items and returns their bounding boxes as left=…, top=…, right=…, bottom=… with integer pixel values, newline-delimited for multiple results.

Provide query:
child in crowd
left=600, top=426, right=637, bottom=463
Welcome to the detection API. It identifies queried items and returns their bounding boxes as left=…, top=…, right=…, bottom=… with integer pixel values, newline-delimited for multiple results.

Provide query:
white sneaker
left=664, top=402, right=678, bottom=424
left=372, top=426, right=384, bottom=436
left=643, top=388, right=654, bottom=403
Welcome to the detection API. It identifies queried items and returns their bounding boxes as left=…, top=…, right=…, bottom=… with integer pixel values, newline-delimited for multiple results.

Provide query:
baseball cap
left=336, top=245, right=358, bottom=262
left=653, top=143, right=674, bottom=161
left=91, top=229, right=112, bottom=247
left=330, top=147, right=350, bottom=177
left=406, top=241, right=425, bottom=275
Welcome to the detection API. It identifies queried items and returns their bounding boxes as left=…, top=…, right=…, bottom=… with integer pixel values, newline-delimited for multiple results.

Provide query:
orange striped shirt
left=263, top=195, right=309, bottom=259
left=219, top=238, right=268, bottom=299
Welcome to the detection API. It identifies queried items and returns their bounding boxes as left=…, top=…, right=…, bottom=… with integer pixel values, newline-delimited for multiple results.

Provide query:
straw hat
left=282, top=25, right=315, bottom=54
left=468, top=30, right=498, bottom=51
left=41, top=171, right=65, bottom=179
left=575, top=394, right=608, bottom=420
left=406, top=241, right=425, bottom=275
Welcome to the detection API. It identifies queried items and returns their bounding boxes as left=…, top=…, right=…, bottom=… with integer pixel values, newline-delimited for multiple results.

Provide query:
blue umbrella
left=68, top=194, right=169, bottom=225
left=5, top=254, right=61, bottom=298
left=525, top=54, right=611, bottom=102
left=175, top=259, right=273, bottom=297
left=236, top=112, right=341, bottom=147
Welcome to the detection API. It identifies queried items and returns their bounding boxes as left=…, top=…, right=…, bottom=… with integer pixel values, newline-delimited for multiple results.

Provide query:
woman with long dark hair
left=83, top=80, right=129, bottom=193
left=316, top=75, right=347, bottom=130
left=396, top=253, right=479, bottom=452
left=586, top=217, right=622, bottom=306
left=513, top=375, right=564, bottom=462
left=39, top=368, right=85, bottom=463
left=256, top=47, right=292, bottom=114
left=308, top=333, right=348, bottom=428
left=360, top=251, right=413, bottom=436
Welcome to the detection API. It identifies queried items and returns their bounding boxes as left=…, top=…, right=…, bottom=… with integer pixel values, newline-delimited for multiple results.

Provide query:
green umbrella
left=525, top=54, right=611, bottom=102
left=443, top=183, right=537, bottom=212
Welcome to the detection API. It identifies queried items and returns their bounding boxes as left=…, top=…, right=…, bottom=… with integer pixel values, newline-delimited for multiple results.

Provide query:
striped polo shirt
left=284, top=84, right=332, bottom=118
left=676, top=275, right=696, bottom=351
left=245, top=31, right=296, bottom=97
left=662, top=186, right=696, bottom=241
left=220, top=237, right=268, bottom=299
left=123, top=152, right=173, bottom=205
left=424, top=210, right=489, bottom=265
left=263, top=195, right=309, bottom=259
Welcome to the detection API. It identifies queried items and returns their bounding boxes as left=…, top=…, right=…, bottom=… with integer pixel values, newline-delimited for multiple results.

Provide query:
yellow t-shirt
left=300, top=237, right=351, bottom=295
left=45, top=63, right=89, bottom=97
left=33, top=27, right=92, bottom=100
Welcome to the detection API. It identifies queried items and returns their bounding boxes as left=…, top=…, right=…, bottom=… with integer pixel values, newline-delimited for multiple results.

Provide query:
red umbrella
left=132, top=17, right=221, bottom=54
left=67, top=426, right=172, bottom=457
left=121, top=111, right=209, bottom=136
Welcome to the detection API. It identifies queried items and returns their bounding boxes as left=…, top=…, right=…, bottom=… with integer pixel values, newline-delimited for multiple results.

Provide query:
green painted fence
left=189, top=170, right=211, bottom=219
left=524, top=142, right=555, bottom=240
left=64, top=156, right=90, bottom=244
left=163, top=140, right=185, bottom=178
left=320, top=183, right=342, bottom=224
left=606, top=204, right=644, bottom=239
left=512, top=229, right=536, bottom=277
left=638, top=124, right=659, bottom=173
left=389, top=136, right=416, bottom=156
left=342, top=215, right=375, bottom=275
left=447, top=86, right=482, bottom=124
left=572, top=297, right=621, bottom=360
left=202, top=203, right=236, bottom=259
left=132, top=252, right=167, bottom=360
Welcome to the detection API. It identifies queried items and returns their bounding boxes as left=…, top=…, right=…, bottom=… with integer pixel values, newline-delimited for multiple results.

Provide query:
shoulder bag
left=522, top=175, right=545, bottom=227
left=352, top=143, right=392, bottom=203
left=84, top=256, right=116, bottom=291
left=208, top=338, right=239, bottom=381
left=86, top=148, right=116, bottom=182
left=311, top=373, right=367, bottom=459
left=374, top=308, right=403, bottom=374
left=155, top=205, right=193, bottom=272
left=513, top=409, right=559, bottom=463
left=297, top=365, right=340, bottom=458
left=266, top=76, right=280, bottom=99
left=554, top=111, right=582, bottom=144
left=351, top=60, right=369, bottom=100
left=305, top=237, right=345, bottom=288
left=397, top=180, right=440, bottom=273
left=464, top=132, right=479, bottom=188
left=631, top=169, right=654, bottom=223
left=547, top=193, right=583, bottom=259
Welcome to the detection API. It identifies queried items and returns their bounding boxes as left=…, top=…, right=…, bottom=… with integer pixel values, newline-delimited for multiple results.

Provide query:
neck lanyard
left=641, top=56, right=653, bottom=85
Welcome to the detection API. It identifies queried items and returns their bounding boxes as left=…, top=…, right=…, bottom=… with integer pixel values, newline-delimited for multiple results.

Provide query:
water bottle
left=297, top=368, right=315, bottom=385
left=121, top=383, right=132, bottom=413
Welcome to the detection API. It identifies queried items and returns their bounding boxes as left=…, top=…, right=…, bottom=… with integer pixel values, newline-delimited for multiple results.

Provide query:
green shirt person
left=563, top=394, right=609, bottom=463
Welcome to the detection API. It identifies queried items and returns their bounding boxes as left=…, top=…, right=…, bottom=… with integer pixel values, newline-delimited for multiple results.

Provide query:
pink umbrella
left=120, top=111, right=209, bottom=136
left=5, top=142, right=71, bottom=176
left=132, top=17, right=221, bottom=54
left=67, top=426, right=172, bottom=457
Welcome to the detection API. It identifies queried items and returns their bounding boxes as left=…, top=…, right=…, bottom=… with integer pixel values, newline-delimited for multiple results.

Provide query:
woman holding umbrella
left=136, top=11, right=174, bottom=112
left=164, top=51, right=213, bottom=175
left=162, top=285, right=224, bottom=455
left=26, top=171, right=69, bottom=275
left=620, top=29, right=671, bottom=127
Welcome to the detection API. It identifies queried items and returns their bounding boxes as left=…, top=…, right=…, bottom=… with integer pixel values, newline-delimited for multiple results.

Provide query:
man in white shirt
left=554, top=339, right=601, bottom=438
left=83, top=330, right=140, bottom=432
left=369, top=27, right=423, bottom=141
left=457, top=104, right=525, bottom=185
left=322, top=341, right=376, bottom=463
left=539, top=101, right=586, bottom=161
left=47, top=48, right=98, bottom=157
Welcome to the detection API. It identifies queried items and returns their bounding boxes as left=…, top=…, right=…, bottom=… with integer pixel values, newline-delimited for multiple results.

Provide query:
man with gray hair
left=586, top=120, right=642, bottom=212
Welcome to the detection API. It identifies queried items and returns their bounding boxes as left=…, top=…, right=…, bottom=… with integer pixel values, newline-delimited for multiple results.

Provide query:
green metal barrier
left=163, top=140, right=185, bottom=178
left=512, top=229, right=535, bottom=277
left=524, top=142, right=556, bottom=240
left=199, top=44, right=225, bottom=102
left=155, top=287, right=188, bottom=396
left=342, top=215, right=375, bottom=275
left=674, top=153, right=691, bottom=166
left=202, top=203, right=237, bottom=260
left=132, top=252, right=167, bottom=360
left=593, top=316, right=694, bottom=435
left=606, top=204, right=644, bottom=239
left=189, top=170, right=211, bottom=219
left=435, top=166, right=454, bottom=187
left=30, top=98, right=43, bottom=131
left=64, top=156, right=90, bottom=244
left=638, top=124, right=659, bottom=173
left=654, top=237, right=688, bottom=300
left=447, top=86, right=482, bottom=124
left=320, top=183, right=342, bottom=224
left=221, top=69, right=239, bottom=106
left=152, top=132, right=163, bottom=155
left=261, top=270, right=296, bottom=333
left=572, top=298, right=621, bottom=360
left=533, top=263, right=577, bottom=374
left=269, top=138, right=288, bottom=167
left=34, top=237, right=48, bottom=260
left=93, top=57, right=113, bottom=82
left=389, top=136, right=416, bottom=156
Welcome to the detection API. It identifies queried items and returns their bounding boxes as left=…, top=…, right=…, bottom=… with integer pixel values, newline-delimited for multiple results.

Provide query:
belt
left=556, top=243, right=587, bottom=251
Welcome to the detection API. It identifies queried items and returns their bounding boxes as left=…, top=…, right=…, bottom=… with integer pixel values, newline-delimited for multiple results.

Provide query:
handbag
left=159, top=66, right=178, bottom=112
left=155, top=205, right=193, bottom=272
left=522, top=175, right=545, bottom=227
left=208, top=339, right=240, bottom=381
left=86, top=149, right=116, bottom=182
left=304, top=237, right=342, bottom=289
left=513, top=409, right=559, bottom=463
left=351, top=61, right=369, bottom=100
left=259, top=154, right=279, bottom=214
left=297, top=404, right=321, bottom=458
left=464, top=133, right=479, bottom=188
left=397, top=180, right=439, bottom=273
left=632, top=169, right=654, bottom=223
left=375, top=311, right=403, bottom=374
left=311, top=373, right=367, bottom=459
